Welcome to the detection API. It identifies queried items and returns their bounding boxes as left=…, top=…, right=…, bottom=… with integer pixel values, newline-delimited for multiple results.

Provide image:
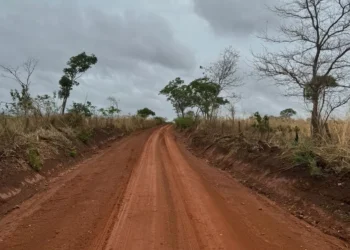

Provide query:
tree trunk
left=324, top=122, right=332, bottom=140
left=311, top=95, right=320, bottom=139
left=181, top=109, right=185, bottom=118
left=61, top=97, right=68, bottom=115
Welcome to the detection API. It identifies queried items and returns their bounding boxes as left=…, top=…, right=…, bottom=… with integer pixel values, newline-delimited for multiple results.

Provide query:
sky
left=0, top=0, right=306, bottom=119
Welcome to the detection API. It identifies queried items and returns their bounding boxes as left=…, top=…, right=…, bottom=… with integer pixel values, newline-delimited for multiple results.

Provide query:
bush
left=69, top=148, right=77, bottom=157
left=153, top=116, right=167, bottom=125
left=28, top=148, right=42, bottom=171
left=77, top=129, right=92, bottom=144
left=292, top=142, right=323, bottom=176
left=174, top=117, right=195, bottom=129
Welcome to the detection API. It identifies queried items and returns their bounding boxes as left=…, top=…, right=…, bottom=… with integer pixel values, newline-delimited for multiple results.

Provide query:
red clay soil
left=0, top=126, right=347, bottom=249
left=0, top=127, right=125, bottom=217
left=185, top=131, right=350, bottom=243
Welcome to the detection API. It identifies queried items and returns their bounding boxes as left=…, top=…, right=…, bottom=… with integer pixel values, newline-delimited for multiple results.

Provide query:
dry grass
left=0, top=114, right=159, bottom=161
left=195, top=117, right=350, bottom=171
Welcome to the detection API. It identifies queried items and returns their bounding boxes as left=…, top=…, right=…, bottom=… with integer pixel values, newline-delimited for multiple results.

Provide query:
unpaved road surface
left=0, top=126, right=346, bottom=250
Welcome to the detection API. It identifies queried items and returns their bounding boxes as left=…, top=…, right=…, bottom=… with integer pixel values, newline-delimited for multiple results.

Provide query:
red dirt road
left=0, top=126, right=346, bottom=249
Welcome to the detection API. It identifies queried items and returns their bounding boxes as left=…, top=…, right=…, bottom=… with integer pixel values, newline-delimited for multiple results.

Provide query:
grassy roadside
left=0, top=114, right=161, bottom=171
left=0, top=114, right=162, bottom=215
left=176, top=117, right=350, bottom=243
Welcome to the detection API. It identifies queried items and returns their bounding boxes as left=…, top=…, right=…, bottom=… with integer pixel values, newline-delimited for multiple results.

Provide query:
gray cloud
left=0, top=0, right=307, bottom=119
left=192, top=0, right=279, bottom=36
left=0, top=1, right=196, bottom=118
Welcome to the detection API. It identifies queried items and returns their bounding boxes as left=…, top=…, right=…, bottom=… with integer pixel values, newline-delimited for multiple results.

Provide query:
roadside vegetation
left=0, top=53, right=164, bottom=172
left=161, top=0, right=350, bottom=176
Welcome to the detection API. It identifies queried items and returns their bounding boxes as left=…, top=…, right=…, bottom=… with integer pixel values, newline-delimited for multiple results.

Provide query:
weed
left=77, top=129, right=92, bottom=144
left=69, top=148, right=77, bottom=157
left=28, top=148, right=42, bottom=172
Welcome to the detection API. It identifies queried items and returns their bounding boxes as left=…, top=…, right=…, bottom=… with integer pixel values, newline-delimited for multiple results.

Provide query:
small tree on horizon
left=137, top=107, right=156, bottom=118
left=159, top=77, right=192, bottom=118
left=280, top=108, right=297, bottom=119
left=0, top=58, right=38, bottom=116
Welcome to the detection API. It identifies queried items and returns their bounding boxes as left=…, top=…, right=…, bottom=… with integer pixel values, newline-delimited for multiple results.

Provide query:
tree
left=200, top=46, right=241, bottom=118
left=201, top=46, right=241, bottom=93
left=0, top=58, right=38, bottom=116
left=189, top=77, right=229, bottom=119
left=68, top=101, right=96, bottom=117
left=253, top=0, right=350, bottom=139
left=99, top=96, right=121, bottom=117
left=137, top=108, right=156, bottom=118
left=159, top=77, right=192, bottom=118
left=33, top=92, right=59, bottom=116
left=280, top=108, right=297, bottom=119
left=59, top=52, right=98, bottom=114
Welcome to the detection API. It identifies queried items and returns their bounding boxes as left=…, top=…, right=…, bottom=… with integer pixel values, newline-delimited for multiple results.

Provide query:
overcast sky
left=0, top=0, right=305, bottom=119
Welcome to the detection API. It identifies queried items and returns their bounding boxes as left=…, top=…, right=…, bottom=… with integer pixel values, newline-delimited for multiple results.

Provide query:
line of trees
left=161, top=0, right=350, bottom=141
left=0, top=53, right=161, bottom=121
left=0, top=52, right=98, bottom=117
left=160, top=46, right=240, bottom=120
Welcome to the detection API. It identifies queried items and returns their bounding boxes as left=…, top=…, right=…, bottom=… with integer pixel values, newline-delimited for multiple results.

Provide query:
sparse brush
left=190, top=116, right=350, bottom=173
left=77, top=129, right=93, bottom=144
left=0, top=114, right=159, bottom=171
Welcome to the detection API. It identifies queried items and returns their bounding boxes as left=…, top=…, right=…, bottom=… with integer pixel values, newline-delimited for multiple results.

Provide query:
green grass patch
left=28, top=148, right=42, bottom=172
left=77, top=129, right=92, bottom=144
left=174, top=117, right=195, bottom=130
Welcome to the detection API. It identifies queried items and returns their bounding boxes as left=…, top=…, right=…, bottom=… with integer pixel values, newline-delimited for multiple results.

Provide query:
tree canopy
left=189, top=78, right=228, bottom=119
left=159, top=77, right=192, bottom=118
left=280, top=108, right=297, bottom=119
left=59, top=52, right=97, bottom=114
left=137, top=108, right=156, bottom=118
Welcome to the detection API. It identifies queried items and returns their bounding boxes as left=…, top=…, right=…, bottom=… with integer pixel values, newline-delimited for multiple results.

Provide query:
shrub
left=292, top=142, right=323, bottom=176
left=153, top=116, right=167, bottom=125
left=174, top=117, right=195, bottom=129
left=69, top=148, right=77, bottom=157
left=77, top=129, right=92, bottom=144
left=28, top=148, right=42, bottom=171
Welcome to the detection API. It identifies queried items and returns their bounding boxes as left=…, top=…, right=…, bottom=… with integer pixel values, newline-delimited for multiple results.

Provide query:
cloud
left=0, top=1, right=196, bottom=118
left=0, top=0, right=307, bottom=119
left=192, top=0, right=279, bottom=36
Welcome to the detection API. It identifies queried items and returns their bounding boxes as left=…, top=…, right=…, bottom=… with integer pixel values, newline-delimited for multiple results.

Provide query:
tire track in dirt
left=102, top=126, right=346, bottom=250
left=0, top=128, right=155, bottom=250
left=0, top=126, right=347, bottom=250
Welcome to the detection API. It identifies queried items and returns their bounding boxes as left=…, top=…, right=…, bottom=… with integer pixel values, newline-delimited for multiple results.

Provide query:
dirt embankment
left=0, top=127, right=128, bottom=216
left=0, top=126, right=347, bottom=249
left=183, top=130, right=350, bottom=243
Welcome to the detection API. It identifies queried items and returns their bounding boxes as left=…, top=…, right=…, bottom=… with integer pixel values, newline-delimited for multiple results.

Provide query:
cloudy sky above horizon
left=0, top=0, right=306, bottom=119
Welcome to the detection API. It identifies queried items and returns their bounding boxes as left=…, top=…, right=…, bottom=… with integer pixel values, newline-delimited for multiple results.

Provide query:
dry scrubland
left=188, top=116, right=350, bottom=174
left=0, top=114, right=160, bottom=171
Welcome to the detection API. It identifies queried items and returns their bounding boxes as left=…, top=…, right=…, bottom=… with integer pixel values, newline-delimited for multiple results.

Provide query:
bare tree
left=253, top=0, right=350, bottom=139
left=0, top=58, right=38, bottom=116
left=202, top=46, right=241, bottom=93
left=201, top=46, right=241, bottom=119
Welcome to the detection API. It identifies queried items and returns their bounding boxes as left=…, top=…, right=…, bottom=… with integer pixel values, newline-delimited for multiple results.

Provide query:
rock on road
left=0, top=126, right=346, bottom=250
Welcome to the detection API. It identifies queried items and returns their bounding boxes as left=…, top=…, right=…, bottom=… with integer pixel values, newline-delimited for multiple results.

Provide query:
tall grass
left=0, top=114, right=159, bottom=160
left=194, top=117, right=350, bottom=171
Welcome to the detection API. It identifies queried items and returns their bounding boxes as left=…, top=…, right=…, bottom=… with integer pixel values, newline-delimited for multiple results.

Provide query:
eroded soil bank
left=182, top=130, right=350, bottom=243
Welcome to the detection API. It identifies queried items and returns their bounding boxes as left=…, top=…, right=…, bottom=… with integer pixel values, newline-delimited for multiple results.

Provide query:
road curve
left=0, top=126, right=346, bottom=250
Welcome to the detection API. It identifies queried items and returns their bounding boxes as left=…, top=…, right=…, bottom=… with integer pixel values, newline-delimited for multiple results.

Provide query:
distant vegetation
left=137, top=108, right=156, bottom=119
left=0, top=52, right=165, bottom=172
left=160, top=0, right=350, bottom=175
